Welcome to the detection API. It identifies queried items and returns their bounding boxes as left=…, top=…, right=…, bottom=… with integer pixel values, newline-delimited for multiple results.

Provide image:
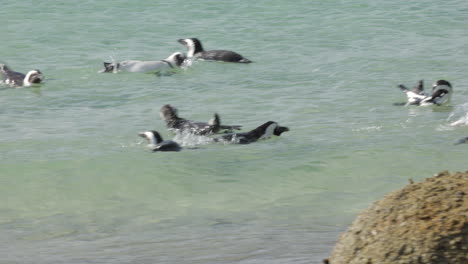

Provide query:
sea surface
left=1, top=1, right=467, bottom=263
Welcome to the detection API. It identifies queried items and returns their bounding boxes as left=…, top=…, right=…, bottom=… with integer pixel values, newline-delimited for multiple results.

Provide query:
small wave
left=436, top=124, right=455, bottom=132
left=352, top=126, right=382, bottom=132
left=118, top=139, right=146, bottom=149
left=449, top=117, right=468, bottom=127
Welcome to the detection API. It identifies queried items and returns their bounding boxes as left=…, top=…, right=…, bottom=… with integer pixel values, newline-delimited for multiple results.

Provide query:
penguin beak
left=178, top=39, right=187, bottom=46
left=138, top=132, right=147, bottom=139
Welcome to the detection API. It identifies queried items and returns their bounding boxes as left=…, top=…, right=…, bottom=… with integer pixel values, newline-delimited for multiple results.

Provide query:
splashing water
left=172, top=131, right=214, bottom=148
left=181, top=58, right=194, bottom=69
left=448, top=103, right=468, bottom=126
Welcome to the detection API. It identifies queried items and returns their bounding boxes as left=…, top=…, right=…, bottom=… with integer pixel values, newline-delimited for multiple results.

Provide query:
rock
left=326, top=171, right=467, bottom=264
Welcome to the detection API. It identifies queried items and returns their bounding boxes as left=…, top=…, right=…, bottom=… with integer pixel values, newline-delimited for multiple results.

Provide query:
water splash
left=180, top=58, right=194, bottom=69
left=172, top=131, right=214, bottom=148
left=447, top=103, right=468, bottom=127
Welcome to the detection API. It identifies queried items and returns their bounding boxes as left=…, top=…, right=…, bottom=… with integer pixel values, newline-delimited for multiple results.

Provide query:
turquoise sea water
left=1, top=1, right=467, bottom=263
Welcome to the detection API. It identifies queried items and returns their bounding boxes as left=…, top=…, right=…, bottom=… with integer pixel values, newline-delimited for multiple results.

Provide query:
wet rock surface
left=326, top=171, right=467, bottom=264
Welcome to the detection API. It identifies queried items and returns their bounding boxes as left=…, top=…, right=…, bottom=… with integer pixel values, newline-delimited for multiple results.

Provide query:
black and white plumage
left=99, top=52, right=186, bottom=73
left=214, top=121, right=289, bottom=144
left=138, top=130, right=181, bottom=152
left=0, top=64, right=44, bottom=87
left=160, top=104, right=242, bottom=135
left=398, top=80, right=453, bottom=106
left=177, top=38, right=252, bottom=63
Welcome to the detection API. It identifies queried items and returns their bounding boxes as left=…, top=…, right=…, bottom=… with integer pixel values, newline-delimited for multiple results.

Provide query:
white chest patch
left=143, top=131, right=157, bottom=145
left=184, top=39, right=196, bottom=58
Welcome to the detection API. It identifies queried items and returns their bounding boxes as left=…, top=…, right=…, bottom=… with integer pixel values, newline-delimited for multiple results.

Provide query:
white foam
left=172, top=131, right=214, bottom=148
left=352, top=126, right=382, bottom=132
left=448, top=103, right=468, bottom=127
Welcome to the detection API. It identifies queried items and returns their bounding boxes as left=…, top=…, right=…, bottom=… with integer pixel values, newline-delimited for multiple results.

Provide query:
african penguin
left=398, top=80, right=453, bottom=106
left=177, top=38, right=252, bottom=63
left=99, top=52, right=186, bottom=73
left=214, top=121, right=289, bottom=144
left=0, top=64, right=44, bottom=87
left=160, top=104, right=242, bottom=135
left=138, top=130, right=181, bottom=152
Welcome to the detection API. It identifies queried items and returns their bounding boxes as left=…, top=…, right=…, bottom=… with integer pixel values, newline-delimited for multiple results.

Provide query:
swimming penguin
left=138, top=130, right=181, bottom=152
left=177, top=38, right=252, bottom=63
left=214, top=121, right=289, bottom=144
left=0, top=64, right=44, bottom=87
left=398, top=80, right=452, bottom=106
left=99, top=52, right=186, bottom=73
left=397, top=80, right=427, bottom=105
left=159, top=104, right=242, bottom=135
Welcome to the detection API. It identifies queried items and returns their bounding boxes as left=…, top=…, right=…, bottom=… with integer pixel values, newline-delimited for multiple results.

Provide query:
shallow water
left=1, top=1, right=468, bottom=263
